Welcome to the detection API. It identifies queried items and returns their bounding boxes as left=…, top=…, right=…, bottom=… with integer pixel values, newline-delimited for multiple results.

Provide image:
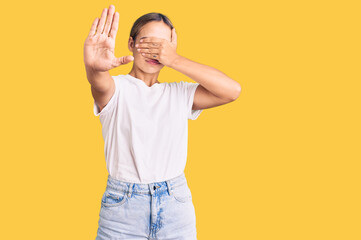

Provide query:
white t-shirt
left=93, top=74, right=203, bottom=183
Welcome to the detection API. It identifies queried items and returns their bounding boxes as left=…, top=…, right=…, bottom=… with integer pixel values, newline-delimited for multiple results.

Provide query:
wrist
left=85, top=65, right=108, bottom=80
left=85, top=64, right=96, bottom=74
left=85, top=64, right=107, bottom=75
left=169, top=54, right=183, bottom=69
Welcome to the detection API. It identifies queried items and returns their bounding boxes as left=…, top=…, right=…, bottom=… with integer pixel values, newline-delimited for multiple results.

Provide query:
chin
left=142, top=67, right=163, bottom=74
left=141, top=62, right=164, bottom=72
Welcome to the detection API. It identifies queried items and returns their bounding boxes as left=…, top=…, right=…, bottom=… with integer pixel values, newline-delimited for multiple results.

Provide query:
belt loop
left=128, top=183, right=134, bottom=197
left=148, top=183, right=153, bottom=195
left=166, top=180, right=172, bottom=196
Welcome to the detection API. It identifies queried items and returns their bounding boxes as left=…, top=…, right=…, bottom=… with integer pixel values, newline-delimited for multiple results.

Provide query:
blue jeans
left=95, top=172, right=197, bottom=239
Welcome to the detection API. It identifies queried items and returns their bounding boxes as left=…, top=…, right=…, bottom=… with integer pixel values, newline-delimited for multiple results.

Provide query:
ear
left=128, top=37, right=135, bottom=52
left=171, top=28, right=177, bottom=46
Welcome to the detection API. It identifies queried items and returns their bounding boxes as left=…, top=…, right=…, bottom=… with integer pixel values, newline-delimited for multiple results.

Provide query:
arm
left=86, top=67, right=114, bottom=113
left=169, top=55, right=242, bottom=110
left=136, top=30, right=241, bottom=110
left=84, top=5, right=133, bottom=112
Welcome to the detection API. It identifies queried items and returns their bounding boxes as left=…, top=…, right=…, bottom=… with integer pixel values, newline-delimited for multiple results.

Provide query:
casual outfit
left=93, top=74, right=203, bottom=239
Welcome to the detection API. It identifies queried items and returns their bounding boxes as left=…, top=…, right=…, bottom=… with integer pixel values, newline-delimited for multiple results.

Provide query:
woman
left=84, top=4, right=241, bottom=240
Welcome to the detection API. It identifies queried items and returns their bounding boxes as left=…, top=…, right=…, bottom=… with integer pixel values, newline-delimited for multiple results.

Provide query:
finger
left=141, top=52, right=158, bottom=60
left=136, top=42, right=161, bottom=49
left=139, top=37, right=163, bottom=43
left=103, top=5, right=115, bottom=36
left=113, top=55, right=134, bottom=67
left=138, top=48, right=159, bottom=54
left=171, top=28, right=177, bottom=44
left=109, top=12, right=119, bottom=39
left=97, top=8, right=108, bottom=34
left=88, top=18, right=99, bottom=37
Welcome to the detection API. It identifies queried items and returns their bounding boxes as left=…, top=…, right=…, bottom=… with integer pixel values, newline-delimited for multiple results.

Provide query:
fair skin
left=84, top=4, right=241, bottom=112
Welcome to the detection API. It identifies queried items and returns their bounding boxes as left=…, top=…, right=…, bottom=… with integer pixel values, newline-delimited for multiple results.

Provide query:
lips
left=146, top=59, right=160, bottom=64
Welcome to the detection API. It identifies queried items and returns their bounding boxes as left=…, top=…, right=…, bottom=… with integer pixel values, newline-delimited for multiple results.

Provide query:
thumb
left=113, top=55, right=134, bottom=67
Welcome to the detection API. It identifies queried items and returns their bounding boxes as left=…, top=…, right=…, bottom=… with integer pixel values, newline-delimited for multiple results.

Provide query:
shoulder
left=169, top=81, right=200, bottom=93
left=109, top=74, right=134, bottom=92
left=113, top=74, right=128, bottom=85
left=168, top=80, right=199, bottom=88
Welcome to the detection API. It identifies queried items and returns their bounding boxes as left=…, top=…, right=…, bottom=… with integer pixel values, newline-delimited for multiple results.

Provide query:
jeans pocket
left=172, top=182, right=192, bottom=203
left=101, top=189, right=128, bottom=208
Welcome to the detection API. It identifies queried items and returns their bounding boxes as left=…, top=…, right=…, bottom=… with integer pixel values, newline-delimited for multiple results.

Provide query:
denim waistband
left=105, top=172, right=188, bottom=196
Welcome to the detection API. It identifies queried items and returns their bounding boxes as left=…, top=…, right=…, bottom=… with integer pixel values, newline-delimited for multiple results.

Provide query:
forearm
left=85, top=66, right=113, bottom=92
left=169, top=55, right=241, bottom=101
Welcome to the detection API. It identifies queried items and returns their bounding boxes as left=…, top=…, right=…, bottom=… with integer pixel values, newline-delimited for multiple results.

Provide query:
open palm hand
left=83, top=5, right=134, bottom=72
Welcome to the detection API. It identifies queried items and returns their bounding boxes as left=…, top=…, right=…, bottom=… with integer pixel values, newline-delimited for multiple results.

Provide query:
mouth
left=145, top=59, right=161, bottom=65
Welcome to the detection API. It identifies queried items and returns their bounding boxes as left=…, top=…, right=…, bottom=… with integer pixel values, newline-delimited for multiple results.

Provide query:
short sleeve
left=181, top=81, right=203, bottom=120
left=93, top=76, right=120, bottom=116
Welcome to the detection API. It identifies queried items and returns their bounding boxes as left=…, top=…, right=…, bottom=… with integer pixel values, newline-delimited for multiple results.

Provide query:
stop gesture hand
left=84, top=5, right=134, bottom=72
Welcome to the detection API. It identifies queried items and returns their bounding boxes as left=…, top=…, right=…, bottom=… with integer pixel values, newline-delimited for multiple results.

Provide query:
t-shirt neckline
left=125, top=74, right=164, bottom=89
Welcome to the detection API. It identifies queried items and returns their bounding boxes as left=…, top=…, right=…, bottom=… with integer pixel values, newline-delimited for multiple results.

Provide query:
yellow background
left=0, top=0, right=360, bottom=239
